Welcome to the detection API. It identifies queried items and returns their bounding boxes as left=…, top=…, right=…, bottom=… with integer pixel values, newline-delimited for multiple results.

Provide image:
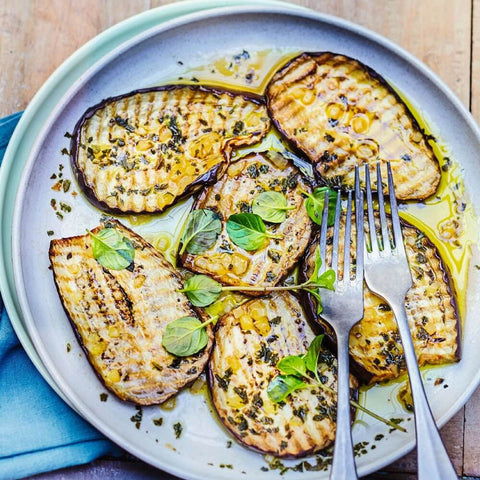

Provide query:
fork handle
left=330, top=330, right=358, bottom=480
left=389, top=299, right=458, bottom=480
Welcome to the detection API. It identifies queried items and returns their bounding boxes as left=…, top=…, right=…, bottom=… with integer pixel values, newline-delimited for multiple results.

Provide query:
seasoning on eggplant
left=49, top=219, right=213, bottom=405
left=71, top=85, right=270, bottom=214
left=209, top=291, right=357, bottom=457
left=266, top=52, right=441, bottom=200
left=180, top=152, right=312, bottom=292
left=300, top=215, right=460, bottom=384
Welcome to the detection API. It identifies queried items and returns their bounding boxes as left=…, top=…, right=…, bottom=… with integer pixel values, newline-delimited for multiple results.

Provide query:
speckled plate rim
left=0, top=0, right=300, bottom=401
left=9, top=3, right=480, bottom=479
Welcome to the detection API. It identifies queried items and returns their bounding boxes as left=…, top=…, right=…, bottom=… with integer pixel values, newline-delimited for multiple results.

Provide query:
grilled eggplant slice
left=301, top=216, right=460, bottom=383
left=266, top=52, right=441, bottom=200
left=71, top=85, right=270, bottom=214
left=180, top=152, right=312, bottom=290
left=49, top=219, right=213, bottom=404
left=209, top=292, right=357, bottom=457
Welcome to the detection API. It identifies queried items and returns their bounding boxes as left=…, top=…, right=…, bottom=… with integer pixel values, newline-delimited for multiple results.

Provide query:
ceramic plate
left=11, top=4, right=480, bottom=479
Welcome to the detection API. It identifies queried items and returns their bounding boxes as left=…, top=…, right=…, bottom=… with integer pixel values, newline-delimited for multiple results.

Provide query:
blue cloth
left=0, top=113, right=121, bottom=480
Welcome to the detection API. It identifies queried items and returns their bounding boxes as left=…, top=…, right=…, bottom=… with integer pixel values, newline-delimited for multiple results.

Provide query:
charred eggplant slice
left=180, top=152, right=312, bottom=291
left=266, top=52, right=441, bottom=200
left=301, top=216, right=460, bottom=383
left=49, top=219, right=213, bottom=404
left=71, top=85, right=270, bottom=213
left=209, top=292, right=356, bottom=457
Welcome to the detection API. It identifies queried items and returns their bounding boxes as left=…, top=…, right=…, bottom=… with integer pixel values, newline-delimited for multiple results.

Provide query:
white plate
left=12, top=5, right=480, bottom=479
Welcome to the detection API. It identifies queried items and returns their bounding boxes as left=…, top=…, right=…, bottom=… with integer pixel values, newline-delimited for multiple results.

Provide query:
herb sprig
left=180, top=247, right=335, bottom=310
left=267, top=335, right=407, bottom=433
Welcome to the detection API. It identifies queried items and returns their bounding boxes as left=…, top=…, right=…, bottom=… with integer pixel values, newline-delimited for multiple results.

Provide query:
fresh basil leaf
left=304, top=335, right=325, bottom=376
left=267, top=375, right=306, bottom=403
left=251, top=191, right=294, bottom=224
left=277, top=355, right=307, bottom=378
left=89, top=228, right=135, bottom=270
left=180, top=275, right=222, bottom=307
left=305, top=288, right=324, bottom=314
left=305, top=187, right=338, bottom=226
left=226, top=213, right=281, bottom=251
left=179, top=209, right=222, bottom=255
left=162, top=316, right=208, bottom=357
left=316, top=269, right=336, bottom=291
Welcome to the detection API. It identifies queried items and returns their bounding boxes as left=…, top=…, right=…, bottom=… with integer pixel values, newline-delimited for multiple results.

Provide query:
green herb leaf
left=89, top=228, right=134, bottom=270
left=277, top=355, right=307, bottom=378
left=180, top=275, right=222, bottom=307
left=162, top=316, right=209, bottom=357
left=179, top=209, right=222, bottom=255
left=267, top=375, right=306, bottom=403
left=251, top=191, right=294, bottom=224
left=316, top=269, right=336, bottom=291
left=304, top=335, right=324, bottom=376
left=226, top=213, right=281, bottom=251
left=304, top=187, right=338, bottom=226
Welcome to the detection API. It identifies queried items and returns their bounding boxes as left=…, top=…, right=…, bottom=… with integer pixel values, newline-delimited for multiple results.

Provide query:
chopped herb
left=215, top=368, right=233, bottom=391
left=232, top=120, right=245, bottom=136
left=100, top=393, right=108, bottom=402
left=115, top=116, right=135, bottom=133
left=130, top=406, right=143, bottom=429
left=62, top=179, right=71, bottom=193
left=47, top=230, right=54, bottom=236
left=173, top=422, right=183, bottom=438
left=66, top=342, right=71, bottom=352
left=61, top=148, right=70, bottom=156
left=153, top=417, right=164, bottom=426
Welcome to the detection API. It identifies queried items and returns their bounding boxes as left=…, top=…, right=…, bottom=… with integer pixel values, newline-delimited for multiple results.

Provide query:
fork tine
left=343, top=190, right=353, bottom=282
left=318, top=189, right=330, bottom=274
left=364, top=165, right=378, bottom=254
left=330, top=190, right=342, bottom=276
left=387, top=162, right=407, bottom=258
left=354, top=165, right=364, bottom=284
left=376, top=162, right=391, bottom=253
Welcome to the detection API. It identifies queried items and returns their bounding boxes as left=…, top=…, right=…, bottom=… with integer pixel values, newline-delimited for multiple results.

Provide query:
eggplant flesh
left=71, top=85, right=270, bottom=214
left=301, top=215, right=460, bottom=384
left=209, top=291, right=357, bottom=458
left=266, top=52, right=441, bottom=200
left=181, top=152, right=312, bottom=291
left=49, top=219, right=213, bottom=405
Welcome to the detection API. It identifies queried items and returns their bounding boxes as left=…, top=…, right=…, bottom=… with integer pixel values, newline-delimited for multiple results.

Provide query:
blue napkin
left=0, top=113, right=122, bottom=480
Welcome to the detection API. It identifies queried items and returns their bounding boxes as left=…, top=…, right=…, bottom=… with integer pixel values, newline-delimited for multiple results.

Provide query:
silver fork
left=318, top=166, right=364, bottom=480
left=363, top=162, right=457, bottom=480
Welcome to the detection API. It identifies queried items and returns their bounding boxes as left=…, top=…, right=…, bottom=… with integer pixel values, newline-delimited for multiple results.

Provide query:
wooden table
left=1, top=0, right=479, bottom=478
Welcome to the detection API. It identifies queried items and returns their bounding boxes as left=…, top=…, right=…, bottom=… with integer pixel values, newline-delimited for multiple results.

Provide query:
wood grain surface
left=1, top=0, right=479, bottom=478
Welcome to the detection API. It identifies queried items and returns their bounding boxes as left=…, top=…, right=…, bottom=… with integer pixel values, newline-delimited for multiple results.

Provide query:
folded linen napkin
left=0, top=112, right=121, bottom=480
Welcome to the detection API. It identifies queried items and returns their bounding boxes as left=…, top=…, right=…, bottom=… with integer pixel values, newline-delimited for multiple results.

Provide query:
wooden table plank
left=1, top=0, right=478, bottom=478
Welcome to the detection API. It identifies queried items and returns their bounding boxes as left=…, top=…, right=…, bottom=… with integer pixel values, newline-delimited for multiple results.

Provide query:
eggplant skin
left=208, top=292, right=358, bottom=458
left=49, top=219, right=213, bottom=405
left=266, top=52, right=441, bottom=200
left=180, top=152, right=312, bottom=292
left=71, top=84, right=270, bottom=214
left=300, top=216, right=460, bottom=384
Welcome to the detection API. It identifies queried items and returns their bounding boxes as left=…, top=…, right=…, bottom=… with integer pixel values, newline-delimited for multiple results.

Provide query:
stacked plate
left=2, top=1, right=480, bottom=478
